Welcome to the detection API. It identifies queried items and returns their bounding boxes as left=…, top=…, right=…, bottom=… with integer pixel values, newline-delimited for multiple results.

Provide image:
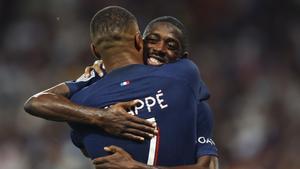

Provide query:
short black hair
left=90, top=6, right=137, bottom=47
left=143, top=16, right=188, bottom=52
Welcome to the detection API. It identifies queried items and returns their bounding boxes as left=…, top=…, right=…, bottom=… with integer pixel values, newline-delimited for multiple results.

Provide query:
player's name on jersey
left=127, top=90, right=169, bottom=115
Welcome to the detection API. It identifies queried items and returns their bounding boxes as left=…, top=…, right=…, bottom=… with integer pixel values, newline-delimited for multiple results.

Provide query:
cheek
left=147, top=44, right=159, bottom=50
left=143, top=45, right=151, bottom=52
left=166, top=51, right=180, bottom=60
left=144, top=44, right=154, bottom=51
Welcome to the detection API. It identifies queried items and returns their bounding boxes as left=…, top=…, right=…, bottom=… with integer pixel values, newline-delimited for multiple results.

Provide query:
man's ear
left=90, top=43, right=101, bottom=59
left=134, top=32, right=143, bottom=51
left=182, top=51, right=189, bottom=58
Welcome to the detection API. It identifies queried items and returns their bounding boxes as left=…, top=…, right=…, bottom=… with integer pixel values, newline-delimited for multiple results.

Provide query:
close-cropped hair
left=90, top=6, right=137, bottom=46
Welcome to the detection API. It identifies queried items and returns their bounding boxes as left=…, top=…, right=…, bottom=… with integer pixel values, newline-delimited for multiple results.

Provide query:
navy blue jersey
left=66, top=59, right=217, bottom=166
left=66, top=71, right=102, bottom=97
left=196, top=102, right=218, bottom=157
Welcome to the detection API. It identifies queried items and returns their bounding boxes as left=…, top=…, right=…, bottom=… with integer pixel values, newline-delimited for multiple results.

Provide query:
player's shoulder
left=65, top=70, right=102, bottom=97
left=166, top=58, right=199, bottom=71
left=157, top=58, right=201, bottom=82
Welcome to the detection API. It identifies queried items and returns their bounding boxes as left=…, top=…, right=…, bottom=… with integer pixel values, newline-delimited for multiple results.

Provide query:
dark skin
left=24, top=83, right=157, bottom=142
left=144, top=22, right=188, bottom=65
left=24, top=17, right=218, bottom=168
left=24, top=26, right=158, bottom=142
left=92, top=22, right=219, bottom=169
left=93, top=145, right=219, bottom=169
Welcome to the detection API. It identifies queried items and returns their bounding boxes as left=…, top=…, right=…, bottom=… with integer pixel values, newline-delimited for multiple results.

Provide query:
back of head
left=90, top=6, right=139, bottom=50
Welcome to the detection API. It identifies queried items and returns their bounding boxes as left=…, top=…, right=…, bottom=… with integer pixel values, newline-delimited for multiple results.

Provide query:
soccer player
left=69, top=6, right=216, bottom=168
left=24, top=5, right=218, bottom=168
left=85, top=16, right=219, bottom=169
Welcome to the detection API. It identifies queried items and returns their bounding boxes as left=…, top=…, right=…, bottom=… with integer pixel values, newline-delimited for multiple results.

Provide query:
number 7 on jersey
left=147, top=117, right=160, bottom=165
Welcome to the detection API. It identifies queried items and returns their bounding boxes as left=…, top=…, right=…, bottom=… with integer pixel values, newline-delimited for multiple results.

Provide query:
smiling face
left=143, top=22, right=187, bottom=66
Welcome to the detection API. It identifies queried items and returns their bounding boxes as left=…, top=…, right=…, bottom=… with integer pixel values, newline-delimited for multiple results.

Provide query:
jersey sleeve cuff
left=197, top=150, right=219, bottom=158
left=65, top=80, right=80, bottom=97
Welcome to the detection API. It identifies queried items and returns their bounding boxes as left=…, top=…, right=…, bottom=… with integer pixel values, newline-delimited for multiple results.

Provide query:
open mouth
left=147, top=54, right=166, bottom=66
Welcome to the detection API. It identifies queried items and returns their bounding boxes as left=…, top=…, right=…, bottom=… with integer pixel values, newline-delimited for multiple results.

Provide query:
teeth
left=148, top=57, right=163, bottom=65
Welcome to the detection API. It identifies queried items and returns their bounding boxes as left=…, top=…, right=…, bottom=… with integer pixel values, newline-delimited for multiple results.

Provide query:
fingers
left=104, top=145, right=123, bottom=153
left=93, top=157, right=106, bottom=165
left=93, top=60, right=104, bottom=77
left=115, top=100, right=156, bottom=127
left=93, top=66, right=103, bottom=77
left=84, top=66, right=93, bottom=77
left=104, top=146, right=111, bottom=152
left=94, top=60, right=103, bottom=66
left=129, top=115, right=157, bottom=128
left=120, top=121, right=158, bottom=141
left=124, top=128, right=154, bottom=139
left=121, top=114, right=157, bottom=136
left=94, top=164, right=109, bottom=169
left=84, top=60, right=105, bottom=78
left=93, top=146, right=120, bottom=165
left=94, top=60, right=105, bottom=70
left=108, top=100, right=159, bottom=141
left=121, top=133, right=145, bottom=141
left=116, top=100, right=140, bottom=109
left=126, top=121, right=158, bottom=135
left=93, top=145, right=132, bottom=169
left=112, top=101, right=158, bottom=135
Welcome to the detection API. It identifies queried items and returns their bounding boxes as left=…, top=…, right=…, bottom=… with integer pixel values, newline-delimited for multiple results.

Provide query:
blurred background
left=0, top=0, right=300, bottom=169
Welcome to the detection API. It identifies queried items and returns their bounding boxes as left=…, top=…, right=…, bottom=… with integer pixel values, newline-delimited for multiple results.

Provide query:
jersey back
left=70, top=59, right=203, bottom=166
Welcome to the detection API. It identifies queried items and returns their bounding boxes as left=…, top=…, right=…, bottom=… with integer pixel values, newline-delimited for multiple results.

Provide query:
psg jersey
left=66, top=59, right=217, bottom=166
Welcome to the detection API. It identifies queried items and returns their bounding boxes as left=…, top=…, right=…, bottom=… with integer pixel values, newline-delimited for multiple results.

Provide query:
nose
left=153, top=41, right=167, bottom=54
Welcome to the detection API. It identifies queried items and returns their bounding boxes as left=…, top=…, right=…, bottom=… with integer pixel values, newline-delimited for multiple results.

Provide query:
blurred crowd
left=0, top=0, right=299, bottom=169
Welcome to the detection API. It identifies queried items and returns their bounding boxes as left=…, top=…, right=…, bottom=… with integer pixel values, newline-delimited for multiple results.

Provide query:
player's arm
left=24, top=84, right=157, bottom=141
left=193, top=101, right=219, bottom=169
left=24, top=59, right=104, bottom=122
left=24, top=62, right=157, bottom=141
left=93, top=145, right=219, bottom=169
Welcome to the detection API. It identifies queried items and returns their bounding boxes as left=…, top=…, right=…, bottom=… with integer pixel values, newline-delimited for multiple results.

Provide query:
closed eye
left=145, top=34, right=160, bottom=43
left=166, top=40, right=179, bottom=51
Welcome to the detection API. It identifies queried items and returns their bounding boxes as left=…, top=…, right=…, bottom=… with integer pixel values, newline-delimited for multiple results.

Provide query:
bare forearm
left=25, top=93, right=100, bottom=123
left=25, top=83, right=157, bottom=141
left=24, top=83, right=102, bottom=124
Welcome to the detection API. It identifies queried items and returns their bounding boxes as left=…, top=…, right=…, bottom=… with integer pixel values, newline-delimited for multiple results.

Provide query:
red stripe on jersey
left=154, top=128, right=160, bottom=165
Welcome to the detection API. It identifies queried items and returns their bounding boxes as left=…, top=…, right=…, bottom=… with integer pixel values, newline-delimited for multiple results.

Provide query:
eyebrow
left=148, top=33, right=179, bottom=41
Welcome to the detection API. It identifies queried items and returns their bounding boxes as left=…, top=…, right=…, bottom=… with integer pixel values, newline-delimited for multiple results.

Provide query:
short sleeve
left=65, top=70, right=101, bottom=97
left=196, top=101, right=218, bottom=157
left=70, top=130, right=84, bottom=149
left=158, top=59, right=202, bottom=100
left=199, top=83, right=210, bottom=101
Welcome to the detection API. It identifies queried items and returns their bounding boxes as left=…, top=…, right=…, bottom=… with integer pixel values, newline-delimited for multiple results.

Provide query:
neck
left=101, top=47, right=143, bottom=73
